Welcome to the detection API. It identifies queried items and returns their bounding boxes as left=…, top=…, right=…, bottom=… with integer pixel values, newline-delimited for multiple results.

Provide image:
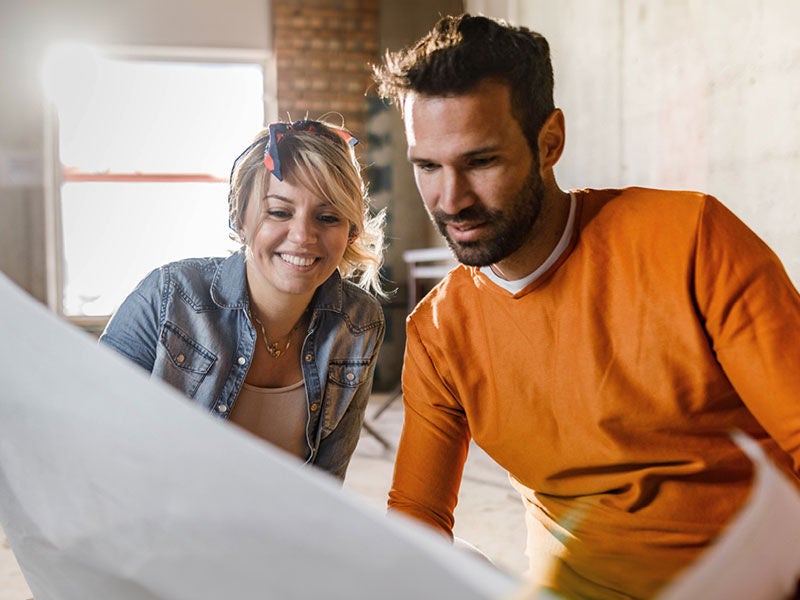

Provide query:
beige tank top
left=229, top=380, right=308, bottom=460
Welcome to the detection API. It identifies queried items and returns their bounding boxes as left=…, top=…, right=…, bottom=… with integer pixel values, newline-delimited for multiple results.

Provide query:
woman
left=100, top=119, right=386, bottom=481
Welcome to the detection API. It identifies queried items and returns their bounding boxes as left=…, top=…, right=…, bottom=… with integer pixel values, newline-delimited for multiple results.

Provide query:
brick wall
left=272, top=0, right=379, bottom=142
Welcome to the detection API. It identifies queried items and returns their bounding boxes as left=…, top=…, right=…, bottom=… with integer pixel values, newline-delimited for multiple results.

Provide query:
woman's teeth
left=280, top=254, right=315, bottom=266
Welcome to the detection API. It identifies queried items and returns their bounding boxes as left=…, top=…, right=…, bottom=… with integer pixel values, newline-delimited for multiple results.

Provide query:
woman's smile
left=242, top=172, right=350, bottom=300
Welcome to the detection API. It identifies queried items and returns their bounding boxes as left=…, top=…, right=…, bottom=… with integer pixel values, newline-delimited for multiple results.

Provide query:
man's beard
left=431, top=168, right=545, bottom=267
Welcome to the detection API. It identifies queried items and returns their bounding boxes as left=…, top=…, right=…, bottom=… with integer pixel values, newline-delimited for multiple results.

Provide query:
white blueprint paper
left=508, top=429, right=800, bottom=600
left=0, top=273, right=519, bottom=600
left=2, top=269, right=798, bottom=600
left=657, top=432, right=800, bottom=600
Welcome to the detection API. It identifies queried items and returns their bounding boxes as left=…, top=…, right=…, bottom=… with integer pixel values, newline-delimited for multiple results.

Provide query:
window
left=43, top=45, right=267, bottom=327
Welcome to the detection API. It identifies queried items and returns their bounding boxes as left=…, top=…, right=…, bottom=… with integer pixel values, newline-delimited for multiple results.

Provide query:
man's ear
left=537, top=109, right=566, bottom=172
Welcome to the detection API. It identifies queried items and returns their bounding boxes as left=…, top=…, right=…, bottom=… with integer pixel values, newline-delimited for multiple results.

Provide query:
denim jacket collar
left=210, top=251, right=249, bottom=309
left=209, top=250, right=344, bottom=313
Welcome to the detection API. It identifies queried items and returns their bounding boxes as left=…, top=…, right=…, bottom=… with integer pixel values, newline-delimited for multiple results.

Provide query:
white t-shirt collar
left=480, top=191, right=576, bottom=294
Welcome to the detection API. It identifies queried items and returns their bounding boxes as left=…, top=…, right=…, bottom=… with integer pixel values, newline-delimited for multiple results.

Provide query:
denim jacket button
left=304, top=353, right=313, bottom=362
left=217, top=404, right=228, bottom=413
left=237, top=356, right=246, bottom=365
left=310, top=403, right=319, bottom=412
left=176, top=353, right=185, bottom=364
left=345, top=371, right=355, bottom=381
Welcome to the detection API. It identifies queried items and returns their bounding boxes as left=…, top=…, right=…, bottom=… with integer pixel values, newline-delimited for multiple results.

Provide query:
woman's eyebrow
left=265, top=194, right=336, bottom=210
left=265, top=194, right=293, bottom=204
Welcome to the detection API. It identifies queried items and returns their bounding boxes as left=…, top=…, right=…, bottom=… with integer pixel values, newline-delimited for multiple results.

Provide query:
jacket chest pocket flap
left=327, top=360, right=370, bottom=388
left=158, top=321, right=216, bottom=397
left=320, top=360, right=371, bottom=434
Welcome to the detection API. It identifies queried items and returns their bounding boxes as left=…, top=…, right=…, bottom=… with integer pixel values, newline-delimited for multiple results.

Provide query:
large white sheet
left=2, top=270, right=798, bottom=599
left=507, top=431, right=800, bottom=600
left=657, top=433, right=800, bottom=600
left=0, top=273, right=519, bottom=600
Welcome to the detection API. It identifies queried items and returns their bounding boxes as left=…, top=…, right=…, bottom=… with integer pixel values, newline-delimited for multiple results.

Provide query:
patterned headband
left=263, top=120, right=358, bottom=181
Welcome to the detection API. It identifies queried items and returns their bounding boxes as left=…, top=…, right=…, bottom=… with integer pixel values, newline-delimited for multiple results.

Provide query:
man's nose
left=437, top=169, right=475, bottom=215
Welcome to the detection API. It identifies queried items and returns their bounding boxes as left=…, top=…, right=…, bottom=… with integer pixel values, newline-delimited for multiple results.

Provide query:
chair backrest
left=402, top=247, right=458, bottom=311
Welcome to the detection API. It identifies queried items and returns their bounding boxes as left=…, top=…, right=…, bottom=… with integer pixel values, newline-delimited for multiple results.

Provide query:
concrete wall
left=469, top=0, right=800, bottom=285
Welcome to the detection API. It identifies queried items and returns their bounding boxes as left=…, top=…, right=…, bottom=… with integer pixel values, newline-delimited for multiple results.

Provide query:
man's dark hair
left=373, top=13, right=555, bottom=150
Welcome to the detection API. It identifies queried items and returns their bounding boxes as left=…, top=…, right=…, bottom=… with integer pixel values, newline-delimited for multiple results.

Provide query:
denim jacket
left=99, top=251, right=385, bottom=480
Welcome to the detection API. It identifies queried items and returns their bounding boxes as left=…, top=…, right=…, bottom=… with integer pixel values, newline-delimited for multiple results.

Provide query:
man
left=373, top=13, right=800, bottom=599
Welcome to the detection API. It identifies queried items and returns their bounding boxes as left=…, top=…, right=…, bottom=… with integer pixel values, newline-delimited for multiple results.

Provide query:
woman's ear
left=348, top=224, right=359, bottom=243
left=537, top=108, right=566, bottom=172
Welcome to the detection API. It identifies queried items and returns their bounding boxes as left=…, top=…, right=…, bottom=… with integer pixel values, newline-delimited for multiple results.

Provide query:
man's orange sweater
left=390, top=188, right=800, bottom=598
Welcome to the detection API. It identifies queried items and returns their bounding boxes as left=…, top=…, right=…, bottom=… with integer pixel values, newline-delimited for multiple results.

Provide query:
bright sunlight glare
left=45, top=51, right=264, bottom=316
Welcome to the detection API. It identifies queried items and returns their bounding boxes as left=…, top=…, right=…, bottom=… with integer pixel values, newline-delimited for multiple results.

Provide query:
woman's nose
left=287, top=216, right=317, bottom=243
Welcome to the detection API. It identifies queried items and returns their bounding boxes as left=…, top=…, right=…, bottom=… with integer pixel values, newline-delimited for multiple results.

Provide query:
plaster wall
left=472, top=0, right=800, bottom=285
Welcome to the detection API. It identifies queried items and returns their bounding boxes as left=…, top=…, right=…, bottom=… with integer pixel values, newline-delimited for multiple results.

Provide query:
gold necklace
left=250, top=309, right=307, bottom=359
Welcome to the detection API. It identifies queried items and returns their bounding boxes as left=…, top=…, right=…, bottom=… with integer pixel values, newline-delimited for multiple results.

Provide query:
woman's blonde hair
left=228, top=119, right=387, bottom=297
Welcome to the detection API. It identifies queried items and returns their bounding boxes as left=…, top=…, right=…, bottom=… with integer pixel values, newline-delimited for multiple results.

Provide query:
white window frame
left=43, top=45, right=277, bottom=332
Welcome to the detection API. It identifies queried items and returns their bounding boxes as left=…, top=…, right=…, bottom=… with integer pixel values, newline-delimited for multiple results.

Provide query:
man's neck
left=490, top=188, right=572, bottom=281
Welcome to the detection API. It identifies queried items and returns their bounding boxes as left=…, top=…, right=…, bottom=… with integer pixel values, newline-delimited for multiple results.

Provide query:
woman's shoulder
left=153, top=255, right=234, bottom=309
left=336, top=279, right=385, bottom=329
left=339, top=278, right=383, bottom=309
left=159, top=256, right=227, bottom=278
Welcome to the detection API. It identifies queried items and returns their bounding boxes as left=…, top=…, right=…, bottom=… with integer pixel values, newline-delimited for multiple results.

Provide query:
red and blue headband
left=263, top=120, right=358, bottom=181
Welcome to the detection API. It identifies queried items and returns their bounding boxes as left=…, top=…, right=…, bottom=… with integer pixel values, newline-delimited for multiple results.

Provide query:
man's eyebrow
left=408, top=145, right=499, bottom=164
left=462, top=145, right=499, bottom=157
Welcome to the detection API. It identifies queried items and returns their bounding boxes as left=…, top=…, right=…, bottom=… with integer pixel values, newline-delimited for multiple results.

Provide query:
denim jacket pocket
left=321, top=359, right=371, bottom=434
left=158, top=321, right=216, bottom=398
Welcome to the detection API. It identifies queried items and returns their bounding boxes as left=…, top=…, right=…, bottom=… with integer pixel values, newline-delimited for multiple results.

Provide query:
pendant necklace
left=251, top=308, right=307, bottom=359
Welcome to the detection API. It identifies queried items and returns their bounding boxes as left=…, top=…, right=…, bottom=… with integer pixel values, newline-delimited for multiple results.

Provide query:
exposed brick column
left=272, top=0, right=379, bottom=142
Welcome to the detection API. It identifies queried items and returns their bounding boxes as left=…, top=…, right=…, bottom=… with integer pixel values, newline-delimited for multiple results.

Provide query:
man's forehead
left=401, top=92, right=430, bottom=147
left=402, top=88, right=519, bottom=159
left=402, top=92, right=466, bottom=149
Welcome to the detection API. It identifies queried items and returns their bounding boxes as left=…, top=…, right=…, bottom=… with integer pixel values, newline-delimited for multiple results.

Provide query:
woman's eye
left=266, top=209, right=291, bottom=219
left=318, top=213, right=342, bottom=224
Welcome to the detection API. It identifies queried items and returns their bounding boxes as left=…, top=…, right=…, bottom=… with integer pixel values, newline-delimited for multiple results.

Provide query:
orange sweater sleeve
left=387, top=315, right=471, bottom=538
left=695, top=196, right=800, bottom=473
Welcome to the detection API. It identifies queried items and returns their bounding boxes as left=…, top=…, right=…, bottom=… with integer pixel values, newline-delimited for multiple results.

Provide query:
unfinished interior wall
left=474, top=0, right=800, bottom=284
left=272, top=0, right=378, bottom=139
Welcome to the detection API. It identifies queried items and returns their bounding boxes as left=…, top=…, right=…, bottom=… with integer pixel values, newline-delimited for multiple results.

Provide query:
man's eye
left=469, top=156, right=495, bottom=168
left=415, top=162, right=439, bottom=172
